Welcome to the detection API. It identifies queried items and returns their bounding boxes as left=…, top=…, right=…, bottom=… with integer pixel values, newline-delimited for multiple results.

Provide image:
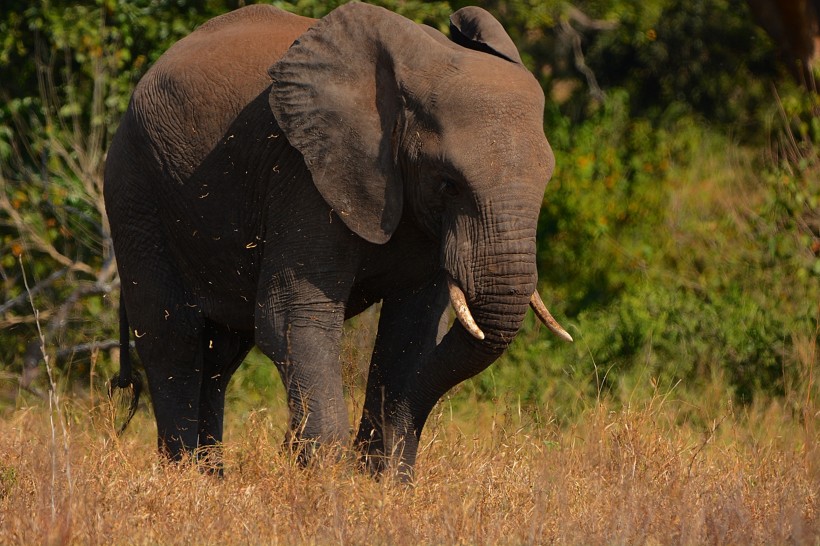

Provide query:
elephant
left=104, top=2, right=572, bottom=478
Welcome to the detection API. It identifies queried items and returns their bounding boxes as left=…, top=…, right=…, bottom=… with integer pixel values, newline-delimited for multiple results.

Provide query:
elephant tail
left=108, top=291, right=142, bottom=435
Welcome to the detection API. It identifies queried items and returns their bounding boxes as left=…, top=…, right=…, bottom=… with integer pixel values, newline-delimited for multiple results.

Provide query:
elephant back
left=127, top=5, right=314, bottom=182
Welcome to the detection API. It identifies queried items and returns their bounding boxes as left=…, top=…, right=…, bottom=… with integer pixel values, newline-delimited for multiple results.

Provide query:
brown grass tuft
left=0, top=387, right=817, bottom=545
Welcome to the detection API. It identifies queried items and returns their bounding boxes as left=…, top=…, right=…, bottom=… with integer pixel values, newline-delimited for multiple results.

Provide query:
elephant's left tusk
left=530, top=292, right=573, bottom=342
left=448, top=278, right=485, bottom=341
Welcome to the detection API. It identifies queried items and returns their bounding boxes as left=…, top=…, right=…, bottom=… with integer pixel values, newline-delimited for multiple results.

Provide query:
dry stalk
left=19, top=254, right=73, bottom=523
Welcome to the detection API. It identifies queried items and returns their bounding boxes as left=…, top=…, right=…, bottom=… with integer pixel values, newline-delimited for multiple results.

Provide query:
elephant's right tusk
left=530, top=292, right=573, bottom=342
left=447, top=278, right=485, bottom=341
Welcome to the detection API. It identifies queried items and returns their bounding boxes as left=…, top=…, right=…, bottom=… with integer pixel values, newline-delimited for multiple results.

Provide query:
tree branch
left=0, top=182, right=96, bottom=276
left=566, top=5, right=618, bottom=32
left=0, top=268, right=67, bottom=314
left=559, top=18, right=606, bottom=102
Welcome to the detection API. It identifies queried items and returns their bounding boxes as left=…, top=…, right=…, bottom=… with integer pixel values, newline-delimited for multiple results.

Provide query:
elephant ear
left=269, top=3, right=427, bottom=244
left=449, top=7, right=523, bottom=65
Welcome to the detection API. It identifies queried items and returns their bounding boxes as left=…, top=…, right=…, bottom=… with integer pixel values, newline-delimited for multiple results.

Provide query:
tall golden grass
left=0, top=370, right=817, bottom=545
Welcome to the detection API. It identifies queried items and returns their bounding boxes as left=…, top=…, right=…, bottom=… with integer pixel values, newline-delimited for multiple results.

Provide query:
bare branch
left=0, top=174, right=96, bottom=276
left=566, top=6, right=618, bottom=32
left=0, top=310, right=54, bottom=329
left=21, top=338, right=129, bottom=392
left=46, top=281, right=115, bottom=338
left=0, top=268, right=67, bottom=314
left=559, top=19, right=606, bottom=102
left=56, top=339, right=124, bottom=360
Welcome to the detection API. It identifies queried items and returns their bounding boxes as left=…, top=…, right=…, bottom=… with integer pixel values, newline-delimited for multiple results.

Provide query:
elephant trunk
left=385, top=198, right=571, bottom=473
left=421, top=198, right=571, bottom=399
left=410, top=276, right=534, bottom=431
left=443, top=196, right=571, bottom=348
left=385, top=285, right=532, bottom=477
left=437, top=228, right=541, bottom=377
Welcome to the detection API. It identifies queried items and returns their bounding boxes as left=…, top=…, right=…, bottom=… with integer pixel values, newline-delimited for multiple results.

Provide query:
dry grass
left=0, top=384, right=817, bottom=546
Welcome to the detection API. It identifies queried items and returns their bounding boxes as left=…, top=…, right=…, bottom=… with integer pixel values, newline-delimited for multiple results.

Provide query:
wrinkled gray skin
left=105, top=3, right=562, bottom=477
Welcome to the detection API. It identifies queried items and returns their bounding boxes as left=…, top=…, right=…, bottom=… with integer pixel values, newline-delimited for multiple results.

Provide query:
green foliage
left=583, top=0, right=781, bottom=133
left=274, top=0, right=452, bottom=26
left=489, top=92, right=819, bottom=416
left=538, top=89, right=671, bottom=313
left=0, top=0, right=234, bottom=392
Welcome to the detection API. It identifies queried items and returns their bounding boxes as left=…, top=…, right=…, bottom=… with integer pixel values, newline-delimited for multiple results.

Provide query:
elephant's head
left=269, top=3, right=570, bottom=354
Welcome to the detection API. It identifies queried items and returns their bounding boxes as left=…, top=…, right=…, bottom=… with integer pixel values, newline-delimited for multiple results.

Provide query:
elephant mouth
left=446, top=275, right=573, bottom=343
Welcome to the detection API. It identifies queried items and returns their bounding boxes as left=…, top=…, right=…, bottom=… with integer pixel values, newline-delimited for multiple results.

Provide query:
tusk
left=530, top=292, right=573, bottom=342
left=447, top=278, right=485, bottom=341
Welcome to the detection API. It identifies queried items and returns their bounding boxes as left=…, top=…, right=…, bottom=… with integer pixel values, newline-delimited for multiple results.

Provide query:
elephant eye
left=439, top=178, right=460, bottom=197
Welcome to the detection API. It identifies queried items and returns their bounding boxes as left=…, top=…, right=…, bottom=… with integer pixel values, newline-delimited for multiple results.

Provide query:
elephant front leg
left=257, top=300, right=350, bottom=461
left=355, top=274, right=450, bottom=478
left=254, top=177, right=366, bottom=462
left=255, top=259, right=357, bottom=462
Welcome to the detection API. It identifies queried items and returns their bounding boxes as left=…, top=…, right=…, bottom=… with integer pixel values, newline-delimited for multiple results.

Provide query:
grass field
left=0, top=375, right=817, bottom=545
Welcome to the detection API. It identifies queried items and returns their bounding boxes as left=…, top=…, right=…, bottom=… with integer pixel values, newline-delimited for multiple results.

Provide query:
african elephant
left=104, top=2, right=572, bottom=477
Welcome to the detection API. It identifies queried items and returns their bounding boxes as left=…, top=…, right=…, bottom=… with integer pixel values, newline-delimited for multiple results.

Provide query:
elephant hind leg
left=109, top=168, right=214, bottom=462
left=131, top=298, right=205, bottom=462
left=116, top=233, right=206, bottom=461
left=196, top=320, right=254, bottom=471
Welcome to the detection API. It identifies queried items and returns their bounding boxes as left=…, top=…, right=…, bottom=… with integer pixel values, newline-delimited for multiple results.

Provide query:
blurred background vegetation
left=1, top=0, right=817, bottom=422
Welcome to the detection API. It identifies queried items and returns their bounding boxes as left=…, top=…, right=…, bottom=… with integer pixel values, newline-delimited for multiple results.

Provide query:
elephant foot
left=356, top=449, right=415, bottom=484
left=355, top=414, right=419, bottom=483
left=195, top=445, right=226, bottom=477
left=156, top=442, right=228, bottom=478
left=282, top=430, right=351, bottom=471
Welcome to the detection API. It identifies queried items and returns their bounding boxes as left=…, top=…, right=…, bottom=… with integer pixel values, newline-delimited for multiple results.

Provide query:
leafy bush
left=583, top=0, right=781, bottom=134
